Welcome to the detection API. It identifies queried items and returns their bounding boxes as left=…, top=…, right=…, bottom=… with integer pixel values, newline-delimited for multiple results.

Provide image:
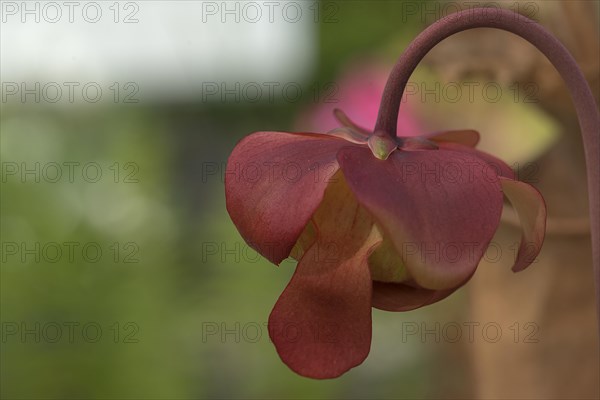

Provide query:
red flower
left=225, top=110, right=546, bottom=379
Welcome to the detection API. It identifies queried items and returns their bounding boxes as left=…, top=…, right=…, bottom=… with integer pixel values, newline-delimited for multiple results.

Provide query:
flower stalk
left=375, top=7, right=600, bottom=334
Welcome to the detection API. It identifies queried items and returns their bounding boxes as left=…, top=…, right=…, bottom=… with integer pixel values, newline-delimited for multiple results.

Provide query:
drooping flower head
left=225, top=109, right=546, bottom=378
left=224, top=7, right=600, bottom=379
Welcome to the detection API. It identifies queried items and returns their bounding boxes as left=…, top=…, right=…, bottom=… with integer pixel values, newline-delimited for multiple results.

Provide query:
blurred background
left=1, top=1, right=598, bottom=398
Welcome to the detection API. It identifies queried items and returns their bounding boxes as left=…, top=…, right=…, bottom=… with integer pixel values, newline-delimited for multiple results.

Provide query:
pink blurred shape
left=298, top=62, right=423, bottom=136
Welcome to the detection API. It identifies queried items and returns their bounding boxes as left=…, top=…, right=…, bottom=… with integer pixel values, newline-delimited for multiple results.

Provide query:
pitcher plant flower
left=224, top=8, right=600, bottom=379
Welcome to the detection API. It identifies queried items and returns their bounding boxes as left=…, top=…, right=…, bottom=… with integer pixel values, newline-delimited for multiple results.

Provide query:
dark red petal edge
left=225, top=131, right=352, bottom=264
left=500, top=177, right=547, bottom=272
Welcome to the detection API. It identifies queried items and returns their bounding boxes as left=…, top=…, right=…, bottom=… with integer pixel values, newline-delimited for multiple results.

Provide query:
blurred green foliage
left=1, top=1, right=477, bottom=398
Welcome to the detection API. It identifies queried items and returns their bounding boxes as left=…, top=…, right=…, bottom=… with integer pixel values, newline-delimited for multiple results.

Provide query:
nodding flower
left=224, top=8, right=599, bottom=379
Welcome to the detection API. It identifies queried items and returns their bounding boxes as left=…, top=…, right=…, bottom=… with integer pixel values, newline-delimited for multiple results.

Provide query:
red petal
left=427, top=129, right=480, bottom=147
left=372, top=281, right=457, bottom=311
left=338, top=147, right=504, bottom=290
left=268, top=175, right=380, bottom=379
left=401, top=136, right=439, bottom=150
left=369, top=229, right=472, bottom=311
left=439, top=142, right=515, bottom=179
left=225, top=131, right=352, bottom=264
left=500, top=177, right=547, bottom=272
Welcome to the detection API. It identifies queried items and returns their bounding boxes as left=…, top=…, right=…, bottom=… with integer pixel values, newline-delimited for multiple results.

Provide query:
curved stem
left=376, top=8, right=600, bottom=332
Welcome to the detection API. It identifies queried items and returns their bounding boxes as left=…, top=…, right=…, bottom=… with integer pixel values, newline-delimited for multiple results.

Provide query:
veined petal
left=500, top=177, right=547, bottom=272
left=369, top=227, right=469, bottom=310
left=372, top=281, right=457, bottom=311
left=401, top=136, right=439, bottom=150
left=225, top=131, right=354, bottom=264
left=439, top=142, right=515, bottom=179
left=268, top=173, right=381, bottom=379
left=338, top=147, right=504, bottom=290
left=427, top=129, right=480, bottom=147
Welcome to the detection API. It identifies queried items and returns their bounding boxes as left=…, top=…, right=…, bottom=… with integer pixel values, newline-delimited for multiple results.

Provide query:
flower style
left=225, top=110, right=546, bottom=378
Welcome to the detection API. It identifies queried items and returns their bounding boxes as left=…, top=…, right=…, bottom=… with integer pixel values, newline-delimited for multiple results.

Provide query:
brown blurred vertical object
left=424, top=1, right=600, bottom=398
